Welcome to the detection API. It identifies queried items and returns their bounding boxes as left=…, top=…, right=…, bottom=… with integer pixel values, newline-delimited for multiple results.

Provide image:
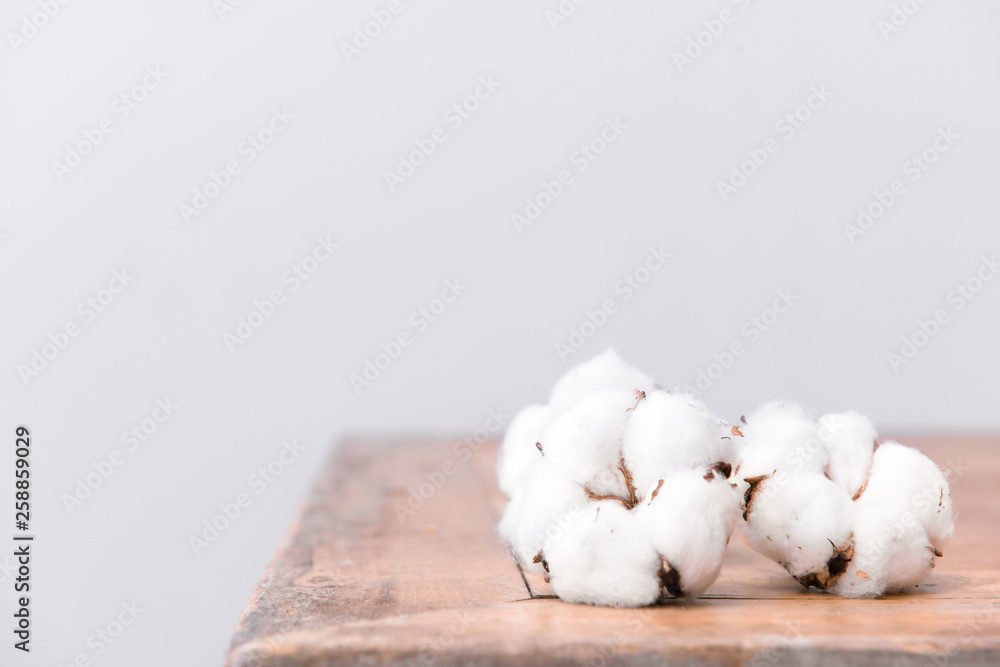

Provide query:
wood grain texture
left=226, top=436, right=1000, bottom=666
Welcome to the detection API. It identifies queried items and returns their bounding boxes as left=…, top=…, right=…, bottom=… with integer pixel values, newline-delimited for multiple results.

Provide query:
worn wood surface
left=226, top=436, right=1000, bottom=666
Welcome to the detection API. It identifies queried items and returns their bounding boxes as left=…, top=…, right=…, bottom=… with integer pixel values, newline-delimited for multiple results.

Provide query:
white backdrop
left=2, top=1, right=999, bottom=665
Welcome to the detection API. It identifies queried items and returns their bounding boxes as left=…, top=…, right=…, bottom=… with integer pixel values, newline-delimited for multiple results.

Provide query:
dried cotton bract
left=497, top=349, right=740, bottom=606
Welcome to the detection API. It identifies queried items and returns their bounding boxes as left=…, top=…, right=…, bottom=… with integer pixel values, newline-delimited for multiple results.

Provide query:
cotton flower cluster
left=497, top=349, right=956, bottom=607
left=737, top=402, right=954, bottom=598
left=497, top=350, right=741, bottom=607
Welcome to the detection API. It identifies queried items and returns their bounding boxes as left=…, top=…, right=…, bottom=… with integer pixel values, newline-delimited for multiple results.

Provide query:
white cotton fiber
left=542, top=387, right=636, bottom=499
left=621, top=391, right=731, bottom=495
left=829, top=512, right=935, bottom=599
left=506, top=458, right=589, bottom=578
left=496, top=485, right=524, bottom=553
left=548, top=348, right=654, bottom=413
left=497, top=403, right=555, bottom=496
left=741, top=471, right=855, bottom=585
left=856, top=441, right=954, bottom=548
left=734, top=401, right=956, bottom=599
left=497, top=350, right=742, bottom=605
left=545, top=502, right=662, bottom=607
left=884, top=532, right=940, bottom=592
left=827, top=441, right=953, bottom=598
left=736, top=401, right=827, bottom=494
left=819, top=411, right=877, bottom=499
left=635, top=467, right=740, bottom=597
left=498, top=355, right=957, bottom=606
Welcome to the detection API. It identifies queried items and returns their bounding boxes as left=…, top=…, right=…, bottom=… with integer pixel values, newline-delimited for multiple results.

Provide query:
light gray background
left=2, top=1, right=998, bottom=665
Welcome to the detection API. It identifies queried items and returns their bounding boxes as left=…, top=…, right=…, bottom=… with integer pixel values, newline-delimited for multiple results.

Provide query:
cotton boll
left=622, top=391, right=730, bottom=494
left=544, top=502, right=662, bottom=607
left=548, top=348, right=655, bottom=413
left=827, top=534, right=888, bottom=599
left=829, top=514, right=935, bottom=599
left=635, top=467, right=741, bottom=597
left=750, top=401, right=811, bottom=421
left=497, top=485, right=524, bottom=551
left=497, top=357, right=963, bottom=606
left=497, top=404, right=554, bottom=496
left=741, top=471, right=855, bottom=588
left=819, top=411, right=877, bottom=499
left=826, top=441, right=954, bottom=598
left=736, top=401, right=827, bottom=491
left=542, top=388, right=636, bottom=499
left=885, top=530, right=940, bottom=593
left=857, top=441, right=955, bottom=548
left=508, top=459, right=590, bottom=578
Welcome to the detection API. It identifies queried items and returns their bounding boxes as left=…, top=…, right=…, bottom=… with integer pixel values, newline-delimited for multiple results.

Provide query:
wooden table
left=225, top=437, right=1000, bottom=666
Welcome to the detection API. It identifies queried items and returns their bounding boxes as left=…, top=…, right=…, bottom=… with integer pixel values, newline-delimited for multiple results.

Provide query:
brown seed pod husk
left=532, top=549, right=549, bottom=573
left=742, top=474, right=769, bottom=521
left=825, top=540, right=854, bottom=586
left=626, top=388, right=647, bottom=413
left=657, top=556, right=684, bottom=600
left=648, top=479, right=664, bottom=505
left=795, top=539, right=854, bottom=590
left=586, top=489, right=633, bottom=510
left=710, top=461, right=733, bottom=479
left=618, top=456, right=639, bottom=507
